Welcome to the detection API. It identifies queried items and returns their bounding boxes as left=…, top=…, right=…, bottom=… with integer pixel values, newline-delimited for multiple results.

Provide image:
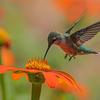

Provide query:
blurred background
left=0, top=0, right=100, bottom=100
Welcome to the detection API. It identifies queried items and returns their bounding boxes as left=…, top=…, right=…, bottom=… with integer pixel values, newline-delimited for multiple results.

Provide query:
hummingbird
left=44, top=21, right=100, bottom=61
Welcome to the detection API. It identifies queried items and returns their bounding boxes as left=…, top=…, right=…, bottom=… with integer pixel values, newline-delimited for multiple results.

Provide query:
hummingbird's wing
left=65, top=19, right=80, bottom=34
left=70, top=21, right=100, bottom=46
left=65, top=11, right=86, bottom=34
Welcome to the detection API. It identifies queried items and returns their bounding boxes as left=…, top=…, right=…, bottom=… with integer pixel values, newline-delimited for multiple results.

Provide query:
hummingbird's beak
left=43, top=43, right=53, bottom=60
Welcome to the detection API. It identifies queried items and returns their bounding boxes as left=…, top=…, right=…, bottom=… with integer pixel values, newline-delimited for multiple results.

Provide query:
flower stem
left=31, top=83, right=42, bottom=100
left=0, top=50, right=6, bottom=100
left=0, top=75, right=6, bottom=100
left=0, top=49, right=14, bottom=100
left=28, top=73, right=45, bottom=100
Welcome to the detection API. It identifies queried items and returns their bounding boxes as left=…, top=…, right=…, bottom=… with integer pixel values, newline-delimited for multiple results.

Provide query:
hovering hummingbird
left=44, top=21, right=100, bottom=61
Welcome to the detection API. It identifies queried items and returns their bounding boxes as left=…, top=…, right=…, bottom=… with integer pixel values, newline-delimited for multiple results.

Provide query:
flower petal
left=0, top=65, right=39, bottom=74
left=43, top=72, right=58, bottom=88
left=53, top=70, right=86, bottom=96
left=12, top=72, right=28, bottom=80
left=43, top=70, right=84, bottom=96
left=1, top=47, right=15, bottom=66
left=0, top=66, right=16, bottom=73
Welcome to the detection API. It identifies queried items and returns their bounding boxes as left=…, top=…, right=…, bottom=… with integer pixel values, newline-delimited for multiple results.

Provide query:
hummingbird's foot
left=64, top=54, right=68, bottom=59
left=69, top=55, right=75, bottom=61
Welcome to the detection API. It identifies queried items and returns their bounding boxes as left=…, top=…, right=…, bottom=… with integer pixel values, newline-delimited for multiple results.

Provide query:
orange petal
left=43, top=72, right=58, bottom=88
left=1, top=46, right=15, bottom=66
left=12, top=72, right=28, bottom=80
left=44, top=70, right=86, bottom=97
left=54, top=71, right=88, bottom=97
left=54, top=71, right=82, bottom=94
left=0, top=65, right=40, bottom=74
left=0, top=66, right=16, bottom=73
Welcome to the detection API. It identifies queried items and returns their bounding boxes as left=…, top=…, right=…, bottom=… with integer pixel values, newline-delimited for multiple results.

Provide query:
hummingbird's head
left=48, top=32, right=61, bottom=45
left=44, top=32, right=60, bottom=59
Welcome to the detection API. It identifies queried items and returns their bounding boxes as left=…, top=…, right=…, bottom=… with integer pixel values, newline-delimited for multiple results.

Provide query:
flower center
left=26, top=59, right=51, bottom=71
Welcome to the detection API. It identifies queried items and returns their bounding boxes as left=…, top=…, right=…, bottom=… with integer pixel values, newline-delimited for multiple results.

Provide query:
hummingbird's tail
left=88, top=51, right=100, bottom=55
left=89, top=49, right=100, bottom=55
left=85, top=51, right=98, bottom=54
left=79, top=46, right=100, bottom=55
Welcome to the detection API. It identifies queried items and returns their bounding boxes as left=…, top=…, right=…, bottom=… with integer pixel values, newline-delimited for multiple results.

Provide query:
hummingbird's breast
left=56, top=37, right=77, bottom=55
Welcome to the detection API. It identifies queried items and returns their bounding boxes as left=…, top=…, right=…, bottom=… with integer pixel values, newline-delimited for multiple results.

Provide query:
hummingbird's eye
left=53, top=37, right=57, bottom=42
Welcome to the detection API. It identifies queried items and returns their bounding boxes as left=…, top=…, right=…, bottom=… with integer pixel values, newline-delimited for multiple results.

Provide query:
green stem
left=0, top=49, right=14, bottom=100
left=0, top=48, right=6, bottom=100
left=31, top=83, right=42, bottom=100
left=28, top=73, right=45, bottom=100
left=0, top=75, right=6, bottom=100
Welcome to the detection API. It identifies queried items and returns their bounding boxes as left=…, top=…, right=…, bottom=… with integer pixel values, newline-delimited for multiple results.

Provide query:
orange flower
left=0, top=28, right=11, bottom=46
left=87, top=0, right=100, bottom=17
left=0, top=59, right=85, bottom=97
left=53, top=0, right=100, bottom=22
left=0, top=28, right=15, bottom=66
left=53, top=0, right=86, bottom=22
